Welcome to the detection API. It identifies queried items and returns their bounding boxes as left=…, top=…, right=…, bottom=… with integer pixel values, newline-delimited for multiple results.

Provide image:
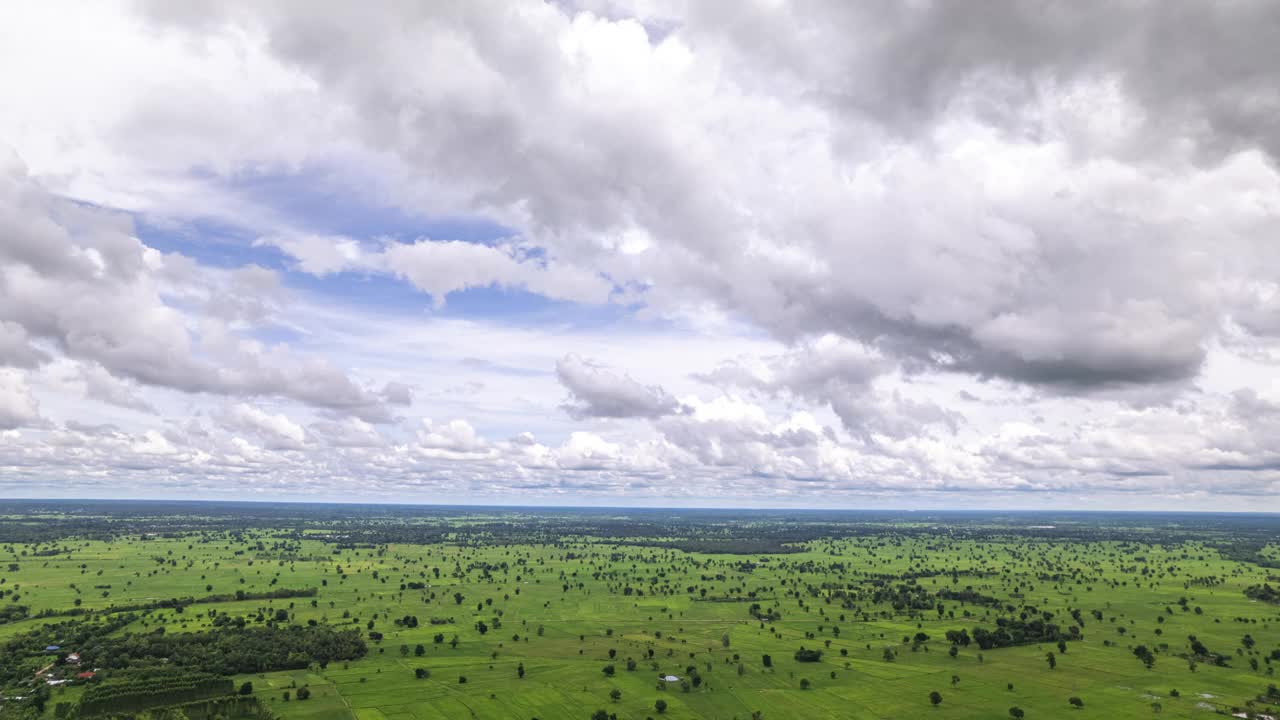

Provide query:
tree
left=762, top=654, right=772, bottom=668
left=296, top=687, right=311, bottom=701
left=610, top=689, right=622, bottom=702
left=1009, top=708, right=1024, bottom=719
left=800, top=678, right=811, bottom=690
left=721, top=632, right=731, bottom=648
left=949, top=646, right=958, bottom=658
left=239, top=681, right=253, bottom=696
left=1046, top=651, right=1056, bottom=670
left=1069, top=696, right=1084, bottom=709
left=591, top=711, right=609, bottom=720
left=518, top=663, right=526, bottom=679
left=454, top=592, right=465, bottom=605
left=930, top=691, right=943, bottom=707
left=655, top=699, right=668, bottom=714
left=602, top=664, right=616, bottom=677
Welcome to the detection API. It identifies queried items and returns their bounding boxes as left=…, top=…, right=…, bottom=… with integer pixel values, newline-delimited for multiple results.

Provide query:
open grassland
left=1, top=506, right=1278, bottom=719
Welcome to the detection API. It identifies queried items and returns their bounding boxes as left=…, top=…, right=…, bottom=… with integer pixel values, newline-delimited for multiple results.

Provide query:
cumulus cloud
left=556, top=354, right=683, bottom=419
left=76, top=362, right=154, bottom=413
left=310, top=417, right=385, bottom=448
left=225, top=403, right=307, bottom=450
left=118, top=1, right=1280, bottom=396
left=261, top=233, right=615, bottom=308
left=256, top=234, right=365, bottom=276
left=0, top=155, right=399, bottom=422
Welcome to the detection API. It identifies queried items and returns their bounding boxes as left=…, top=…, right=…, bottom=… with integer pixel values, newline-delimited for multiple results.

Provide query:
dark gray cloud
left=692, top=0, right=1280, bottom=164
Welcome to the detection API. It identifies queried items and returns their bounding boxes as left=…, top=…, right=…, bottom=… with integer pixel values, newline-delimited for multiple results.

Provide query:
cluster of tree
left=76, top=623, right=367, bottom=676
left=1245, top=583, right=1279, bottom=604
left=969, top=618, right=1080, bottom=650
left=867, top=581, right=937, bottom=611
left=794, top=648, right=823, bottom=662
left=0, top=603, right=29, bottom=624
left=936, top=588, right=1002, bottom=607
left=0, top=614, right=139, bottom=686
left=748, top=603, right=782, bottom=622
left=1185, top=635, right=1230, bottom=667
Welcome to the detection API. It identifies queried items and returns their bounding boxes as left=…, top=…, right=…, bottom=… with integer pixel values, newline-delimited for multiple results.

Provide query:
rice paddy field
left=0, top=502, right=1278, bottom=719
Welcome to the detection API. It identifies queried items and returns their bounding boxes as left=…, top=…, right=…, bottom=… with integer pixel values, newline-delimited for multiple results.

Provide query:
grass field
left=1, top=506, right=1278, bottom=719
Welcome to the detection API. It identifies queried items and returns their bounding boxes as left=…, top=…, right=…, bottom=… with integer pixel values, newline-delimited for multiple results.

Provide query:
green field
left=1, top=503, right=1278, bottom=719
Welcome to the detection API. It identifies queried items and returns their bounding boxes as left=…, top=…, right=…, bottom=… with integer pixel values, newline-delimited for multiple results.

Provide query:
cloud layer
left=0, top=1, right=1279, bottom=507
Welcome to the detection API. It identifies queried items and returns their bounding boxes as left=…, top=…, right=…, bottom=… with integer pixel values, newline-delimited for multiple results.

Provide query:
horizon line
left=2, top=496, right=1278, bottom=516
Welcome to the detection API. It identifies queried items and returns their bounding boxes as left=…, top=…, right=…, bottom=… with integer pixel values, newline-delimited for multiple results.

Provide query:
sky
left=1, top=1, right=1279, bottom=510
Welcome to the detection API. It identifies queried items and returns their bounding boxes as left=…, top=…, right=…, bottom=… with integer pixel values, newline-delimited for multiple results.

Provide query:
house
left=65, top=653, right=80, bottom=664
left=44, top=645, right=60, bottom=652
left=76, top=672, right=95, bottom=680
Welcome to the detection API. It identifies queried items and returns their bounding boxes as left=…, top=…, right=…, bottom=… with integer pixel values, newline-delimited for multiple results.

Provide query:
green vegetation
left=0, top=502, right=1277, bottom=719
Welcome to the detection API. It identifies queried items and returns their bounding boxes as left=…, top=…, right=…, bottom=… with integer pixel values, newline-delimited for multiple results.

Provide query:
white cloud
left=226, top=403, right=307, bottom=450
left=0, top=369, right=41, bottom=430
